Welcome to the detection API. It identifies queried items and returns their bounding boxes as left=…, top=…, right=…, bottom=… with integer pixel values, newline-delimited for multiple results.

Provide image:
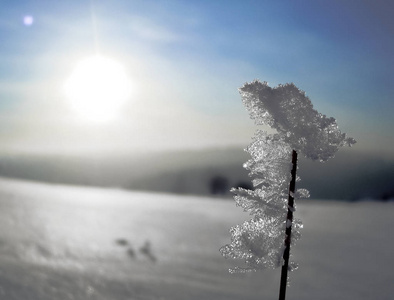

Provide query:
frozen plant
left=240, top=81, right=356, bottom=161
left=220, top=81, right=355, bottom=276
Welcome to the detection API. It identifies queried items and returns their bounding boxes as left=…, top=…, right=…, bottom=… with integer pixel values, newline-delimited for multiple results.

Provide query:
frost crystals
left=240, top=81, right=356, bottom=161
left=220, top=132, right=302, bottom=273
left=220, top=80, right=355, bottom=273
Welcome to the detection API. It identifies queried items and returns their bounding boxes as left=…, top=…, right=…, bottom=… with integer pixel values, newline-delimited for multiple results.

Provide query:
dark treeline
left=0, top=148, right=392, bottom=201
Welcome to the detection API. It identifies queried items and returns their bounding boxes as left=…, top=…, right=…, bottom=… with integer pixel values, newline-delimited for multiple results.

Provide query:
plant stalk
left=279, top=149, right=297, bottom=300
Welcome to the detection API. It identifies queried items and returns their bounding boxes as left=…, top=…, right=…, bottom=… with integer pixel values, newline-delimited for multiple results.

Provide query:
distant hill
left=0, top=148, right=392, bottom=200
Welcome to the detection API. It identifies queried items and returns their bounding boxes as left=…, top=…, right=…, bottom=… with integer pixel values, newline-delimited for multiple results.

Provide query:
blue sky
left=0, top=0, right=393, bottom=156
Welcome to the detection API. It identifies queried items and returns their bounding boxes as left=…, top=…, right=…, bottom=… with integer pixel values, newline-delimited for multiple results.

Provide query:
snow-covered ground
left=0, top=177, right=392, bottom=300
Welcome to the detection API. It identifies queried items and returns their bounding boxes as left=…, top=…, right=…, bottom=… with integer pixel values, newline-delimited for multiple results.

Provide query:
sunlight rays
left=64, top=55, right=132, bottom=123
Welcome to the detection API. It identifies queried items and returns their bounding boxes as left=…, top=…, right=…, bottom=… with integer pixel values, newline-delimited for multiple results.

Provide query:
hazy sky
left=0, top=0, right=393, bottom=156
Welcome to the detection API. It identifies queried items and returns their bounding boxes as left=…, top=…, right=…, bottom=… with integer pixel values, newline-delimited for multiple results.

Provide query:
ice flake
left=289, top=261, right=299, bottom=272
left=286, top=219, right=292, bottom=228
left=295, top=188, right=310, bottom=199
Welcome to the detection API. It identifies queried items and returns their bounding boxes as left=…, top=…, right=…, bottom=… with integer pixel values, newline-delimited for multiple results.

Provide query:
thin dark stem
left=279, top=150, right=297, bottom=300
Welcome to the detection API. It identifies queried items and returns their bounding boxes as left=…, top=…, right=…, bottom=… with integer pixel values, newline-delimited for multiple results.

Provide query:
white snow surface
left=0, top=177, right=392, bottom=300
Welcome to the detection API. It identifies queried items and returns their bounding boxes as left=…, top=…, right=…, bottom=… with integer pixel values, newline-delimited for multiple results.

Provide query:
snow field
left=0, top=177, right=392, bottom=300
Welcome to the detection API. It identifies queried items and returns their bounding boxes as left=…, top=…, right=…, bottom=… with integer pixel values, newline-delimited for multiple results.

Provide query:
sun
left=64, top=55, right=132, bottom=123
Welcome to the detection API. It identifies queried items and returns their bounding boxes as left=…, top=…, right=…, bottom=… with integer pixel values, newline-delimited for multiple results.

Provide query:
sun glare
left=64, top=55, right=132, bottom=123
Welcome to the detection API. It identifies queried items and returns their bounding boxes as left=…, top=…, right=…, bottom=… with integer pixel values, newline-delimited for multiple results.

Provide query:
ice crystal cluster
left=220, top=80, right=355, bottom=273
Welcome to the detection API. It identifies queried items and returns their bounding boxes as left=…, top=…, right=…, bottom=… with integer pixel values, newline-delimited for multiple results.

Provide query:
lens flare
left=23, top=15, right=34, bottom=26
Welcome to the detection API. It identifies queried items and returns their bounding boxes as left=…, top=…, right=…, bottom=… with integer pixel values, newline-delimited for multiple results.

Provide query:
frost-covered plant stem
left=279, top=150, right=297, bottom=300
left=220, top=80, right=355, bottom=291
